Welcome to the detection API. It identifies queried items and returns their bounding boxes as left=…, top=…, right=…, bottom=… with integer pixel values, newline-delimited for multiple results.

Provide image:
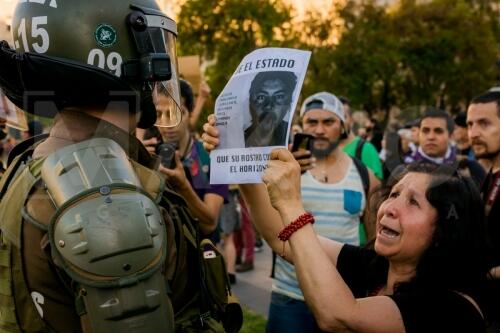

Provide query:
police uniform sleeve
left=23, top=186, right=83, bottom=333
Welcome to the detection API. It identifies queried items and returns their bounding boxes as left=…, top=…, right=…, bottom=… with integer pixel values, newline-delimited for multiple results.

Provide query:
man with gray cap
left=265, top=92, right=380, bottom=333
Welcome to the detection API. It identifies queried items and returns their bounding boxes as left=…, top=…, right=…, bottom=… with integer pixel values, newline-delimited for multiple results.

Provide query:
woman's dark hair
left=377, top=162, right=490, bottom=299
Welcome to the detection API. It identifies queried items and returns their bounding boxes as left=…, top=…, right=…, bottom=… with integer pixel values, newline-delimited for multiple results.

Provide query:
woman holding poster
left=202, top=119, right=491, bottom=332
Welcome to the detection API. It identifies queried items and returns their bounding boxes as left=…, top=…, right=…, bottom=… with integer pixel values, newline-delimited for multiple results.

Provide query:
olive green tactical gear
left=0, top=138, right=174, bottom=332
left=0, top=137, right=242, bottom=333
left=0, top=156, right=49, bottom=333
left=158, top=190, right=242, bottom=333
left=0, top=0, right=182, bottom=128
left=42, top=138, right=173, bottom=332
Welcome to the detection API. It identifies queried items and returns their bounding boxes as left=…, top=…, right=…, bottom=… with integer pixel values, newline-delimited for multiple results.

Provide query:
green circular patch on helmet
left=94, top=24, right=118, bottom=48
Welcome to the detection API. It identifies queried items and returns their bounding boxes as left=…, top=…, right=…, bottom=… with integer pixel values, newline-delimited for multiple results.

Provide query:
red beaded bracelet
left=278, top=212, right=315, bottom=242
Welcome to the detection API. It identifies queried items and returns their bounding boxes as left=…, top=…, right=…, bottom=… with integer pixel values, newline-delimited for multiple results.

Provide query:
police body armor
left=0, top=138, right=173, bottom=332
left=0, top=137, right=242, bottom=333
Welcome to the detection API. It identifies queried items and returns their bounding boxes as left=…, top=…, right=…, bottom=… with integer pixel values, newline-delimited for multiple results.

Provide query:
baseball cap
left=403, top=118, right=420, bottom=129
left=299, top=92, right=345, bottom=122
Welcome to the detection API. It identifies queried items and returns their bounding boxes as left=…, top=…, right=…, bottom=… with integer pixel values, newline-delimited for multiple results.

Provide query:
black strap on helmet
left=122, top=9, right=172, bottom=83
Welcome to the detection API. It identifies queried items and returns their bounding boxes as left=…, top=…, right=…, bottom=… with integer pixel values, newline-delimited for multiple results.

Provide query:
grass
left=240, top=307, right=267, bottom=333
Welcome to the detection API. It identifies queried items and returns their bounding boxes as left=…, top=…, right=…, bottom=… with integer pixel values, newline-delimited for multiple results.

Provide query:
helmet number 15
left=16, top=16, right=49, bottom=54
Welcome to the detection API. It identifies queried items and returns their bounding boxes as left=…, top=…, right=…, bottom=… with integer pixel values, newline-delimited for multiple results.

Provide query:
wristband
left=278, top=212, right=315, bottom=242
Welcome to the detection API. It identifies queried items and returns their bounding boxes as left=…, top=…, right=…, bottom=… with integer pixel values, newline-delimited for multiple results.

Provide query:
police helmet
left=0, top=0, right=181, bottom=128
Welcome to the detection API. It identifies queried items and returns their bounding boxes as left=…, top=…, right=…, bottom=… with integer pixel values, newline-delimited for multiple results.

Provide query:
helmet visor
left=149, top=26, right=182, bottom=128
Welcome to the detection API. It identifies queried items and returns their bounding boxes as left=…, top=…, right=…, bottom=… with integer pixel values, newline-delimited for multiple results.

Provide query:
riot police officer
left=0, top=1, right=235, bottom=332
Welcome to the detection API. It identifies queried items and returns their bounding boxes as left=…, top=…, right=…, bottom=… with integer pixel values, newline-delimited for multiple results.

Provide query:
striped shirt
left=272, top=158, right=366, bottom=300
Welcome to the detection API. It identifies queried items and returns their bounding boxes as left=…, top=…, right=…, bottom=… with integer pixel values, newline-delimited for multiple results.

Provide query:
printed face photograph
left=245, top=71, right=297, bottom=147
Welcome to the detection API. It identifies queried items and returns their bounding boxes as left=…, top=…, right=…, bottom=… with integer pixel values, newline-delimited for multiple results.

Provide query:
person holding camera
left=0, top=0, right=239, bottom=330
left=154, top=79, right=228, bottom=235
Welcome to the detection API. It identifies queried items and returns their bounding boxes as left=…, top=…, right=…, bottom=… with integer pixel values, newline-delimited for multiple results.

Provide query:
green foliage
left=240, top=307, right=267, bottom=333
left=177, top=0, right=500, bottom=129
left=298, top=4, right=349, bottom=99
left=393, top=0, right=498, bottom=107
left=320, top=0, right=499, bottom=117
left=327, top=1, right=399, bottom=115
left=178, top=0, right=294, bottom=94
left=177, top=0, right=295, bottom=130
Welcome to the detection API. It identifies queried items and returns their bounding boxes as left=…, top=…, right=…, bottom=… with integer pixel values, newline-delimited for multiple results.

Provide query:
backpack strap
left=6, top=134, right=49, bottom=166
left=0, top=148, right=34, bottom=201
left=355, top=138, right=366, bottom=160
left=0, top=134, right=49, bottom=201
left=271, top=251, right=277, bottom=278
left=352, top=156, right=370, bottom=199
left=130, top=159, right=166, bottom=203
left=351, top=157, right=371, bottom=246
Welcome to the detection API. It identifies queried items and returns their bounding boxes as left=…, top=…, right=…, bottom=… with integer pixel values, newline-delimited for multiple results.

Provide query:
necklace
left=313, top=154, right=345, bottom=183
left=310, top=162, right=329, bottom=183
left=319, top=169, right=328, bottom=183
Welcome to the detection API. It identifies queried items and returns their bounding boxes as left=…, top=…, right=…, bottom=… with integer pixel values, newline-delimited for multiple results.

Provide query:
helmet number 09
left=87, top=49, right=123, bottom=77
left=16, top=16, right=49, bottom=53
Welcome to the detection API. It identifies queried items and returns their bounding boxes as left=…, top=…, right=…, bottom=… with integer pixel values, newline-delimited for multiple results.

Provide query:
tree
left=315, top=0, right=499, bottom=123
left=176, top=0, right=499, bottom=129
left=177, top=0, right=295, bottom=129
left=336, top=1, right=400, bottom=118
left=297, top=4, right=348, bottom=99
left=393, top=0, right=498, bottom=107
left=303, top=1, right=400, bottom=120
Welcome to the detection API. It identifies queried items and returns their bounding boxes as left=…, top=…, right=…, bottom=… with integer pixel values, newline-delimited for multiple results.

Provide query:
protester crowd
left=1, top=75, right=500, bottom=332
left=0, top=1, right=499, bottom=331
left=201, top=87, right=500, bottom=333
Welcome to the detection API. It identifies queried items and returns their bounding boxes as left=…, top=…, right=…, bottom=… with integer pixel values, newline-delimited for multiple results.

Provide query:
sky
left=157, top=0, right=335, bottom=18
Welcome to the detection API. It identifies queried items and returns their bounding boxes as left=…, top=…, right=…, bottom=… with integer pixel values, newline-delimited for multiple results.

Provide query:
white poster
left=210, top=48, right=311, bottom=184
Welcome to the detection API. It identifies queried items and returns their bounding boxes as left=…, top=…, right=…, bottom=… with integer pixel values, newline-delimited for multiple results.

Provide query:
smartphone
left=156, top=142, right=177, bottom=169
left=292, top=133, right=315, bottom=152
